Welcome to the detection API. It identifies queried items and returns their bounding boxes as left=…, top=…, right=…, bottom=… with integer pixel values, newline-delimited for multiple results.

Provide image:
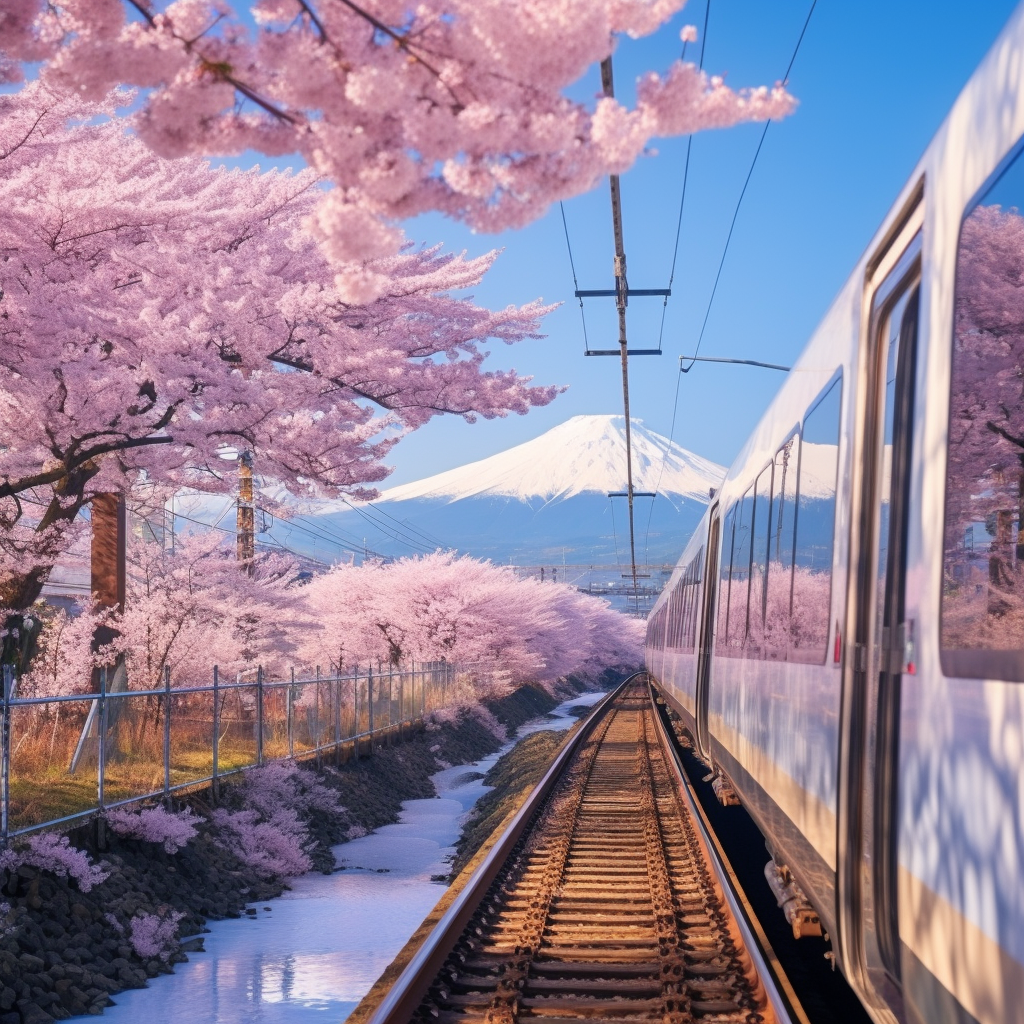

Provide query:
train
left=644, top=7, right=1024, bottom=1024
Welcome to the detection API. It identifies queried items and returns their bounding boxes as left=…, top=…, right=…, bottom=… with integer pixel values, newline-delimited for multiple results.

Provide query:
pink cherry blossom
left=0, top=1, right=795, bottom=264
left=129, top=909, right=185, bottom=960
left=105, top=804, right=202, bottom=852
left=0, top=84, right=559, bottom=616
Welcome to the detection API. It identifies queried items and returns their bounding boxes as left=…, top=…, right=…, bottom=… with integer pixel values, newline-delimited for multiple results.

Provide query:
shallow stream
left=100, top=690, right=604, bottom=1024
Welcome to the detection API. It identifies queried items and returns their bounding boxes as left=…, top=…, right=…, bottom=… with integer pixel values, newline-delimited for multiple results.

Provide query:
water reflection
left=99, top=691, right=603, bottom=1023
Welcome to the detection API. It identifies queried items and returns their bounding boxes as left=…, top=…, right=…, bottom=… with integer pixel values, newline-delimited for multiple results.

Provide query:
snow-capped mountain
left=166, top=415, right=726, bottom=566
left=308, top=416, right=724, bottom=565
left=380, top=415, right=724, bottom=505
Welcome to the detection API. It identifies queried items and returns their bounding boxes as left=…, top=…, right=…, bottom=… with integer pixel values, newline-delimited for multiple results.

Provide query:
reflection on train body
left=646, top=7, right=1024, bottom=1024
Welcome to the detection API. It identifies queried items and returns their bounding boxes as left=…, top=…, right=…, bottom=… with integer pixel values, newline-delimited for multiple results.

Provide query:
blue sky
left=363, top=0, right=1021, bottom=487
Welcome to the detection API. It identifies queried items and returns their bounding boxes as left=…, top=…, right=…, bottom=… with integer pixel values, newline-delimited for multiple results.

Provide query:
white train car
left=645, top=7, right=1024, bottom=1024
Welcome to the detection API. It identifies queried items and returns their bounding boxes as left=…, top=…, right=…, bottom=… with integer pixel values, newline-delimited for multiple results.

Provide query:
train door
left=839, top=208, right=921, bottom=1024
left=695, top=507, right=720, bottom=757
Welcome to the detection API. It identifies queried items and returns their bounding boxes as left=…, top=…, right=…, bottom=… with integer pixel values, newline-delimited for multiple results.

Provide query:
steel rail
left=367, top=674, right=799, bottom=1024
left=646, top=681, right=808, bottom=1024
left=364, top=676, right=632, bottom=1024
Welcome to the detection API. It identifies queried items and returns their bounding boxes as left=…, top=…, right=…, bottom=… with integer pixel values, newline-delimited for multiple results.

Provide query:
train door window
left=748, top=464, right=774, bottom=658
left=766, top=435, right=799, bottom=660
left=718, top=504, right=737, bottom=651
left=791, top=377, right=843, bottom=663
left=942, top=153, right=1024, bottom=681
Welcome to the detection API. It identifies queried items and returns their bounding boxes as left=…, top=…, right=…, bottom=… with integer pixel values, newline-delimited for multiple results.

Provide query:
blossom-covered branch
left=0, top=0, right=795, bottom=273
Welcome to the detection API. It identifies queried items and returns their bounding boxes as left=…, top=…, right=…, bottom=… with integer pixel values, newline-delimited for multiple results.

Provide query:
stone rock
left=16, top=999, right=55, bottom=1024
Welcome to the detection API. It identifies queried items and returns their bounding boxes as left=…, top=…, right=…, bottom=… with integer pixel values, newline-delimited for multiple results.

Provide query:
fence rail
left=0, top=660, right=465, bottom=842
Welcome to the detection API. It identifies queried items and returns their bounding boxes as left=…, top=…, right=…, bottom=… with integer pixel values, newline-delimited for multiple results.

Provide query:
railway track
left=368, top=678, right=797, bottom=1024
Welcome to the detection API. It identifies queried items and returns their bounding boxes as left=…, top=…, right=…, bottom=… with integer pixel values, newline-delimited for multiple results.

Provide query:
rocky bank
left=0, top=678, right=599, bottom=1023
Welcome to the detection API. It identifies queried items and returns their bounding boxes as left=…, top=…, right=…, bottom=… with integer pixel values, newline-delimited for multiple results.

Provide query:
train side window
left=690, top=547, right=704, bottom=649
left=942, top=159, right=1024, bottom=681
left=766, top=435, right=799, bottom=660
left=727, top=488, right=754, bottom=654
left=718, top=505, right=737, bottom=653
left=748, top=464, right=774, bottom=658
left=791, top=377, right=842, bottom=663
left=683, top=547, right=704, bottom=651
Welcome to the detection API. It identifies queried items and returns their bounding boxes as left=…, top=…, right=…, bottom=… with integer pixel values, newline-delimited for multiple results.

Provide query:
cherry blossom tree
left=0, top=1, right=795, bottom=273
left=19, top=604, right=99, bottom=699
left=101, top=532, right=310, bottom=689
left=301, top=551, right=644, bottom=685
left=0, top=84, right=559, bottom=623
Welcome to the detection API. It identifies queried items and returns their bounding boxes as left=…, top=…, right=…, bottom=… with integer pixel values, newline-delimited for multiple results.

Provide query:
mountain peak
left=379, top=414, right=725, bottom=505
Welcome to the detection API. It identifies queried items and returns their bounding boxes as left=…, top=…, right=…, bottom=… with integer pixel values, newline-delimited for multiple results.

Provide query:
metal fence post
left=1, top=665, right=12, bottom=844
left=353, top=668, right=360, bottom=758
left=367, top=664, right=374, bottom=742
left=333, top=671, right=341, bottom=764
left=163, top=664, right=171, bottom=802
left=212, top=665, right=220, bottom=801
left=256, top=665, right=264, bottom=766
left=288, top=666, right=295, bottom=759
left=98, top=666, right=107, bottom=811
left=315, top=665, right=322, bottom=761
left=388, top=663, right=394, bottom=743
left=397, top=667, right=404, bottom=743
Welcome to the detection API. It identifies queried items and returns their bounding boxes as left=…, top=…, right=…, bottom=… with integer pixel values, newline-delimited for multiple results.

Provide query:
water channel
left=100, top=689, right=604, bottom=1023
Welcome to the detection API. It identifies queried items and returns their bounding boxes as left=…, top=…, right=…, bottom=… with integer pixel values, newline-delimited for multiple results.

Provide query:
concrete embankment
left=0, top=678, right=596, bottom=1024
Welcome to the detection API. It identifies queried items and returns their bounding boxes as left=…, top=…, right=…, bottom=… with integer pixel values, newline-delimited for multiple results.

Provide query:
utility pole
left=600, top=59, right=640, bottom=603
left=568, top=57, right=669, bottom=615
left=237, top=451, right=255, bottom=568
left=90, top=492, right=127, bottom=699
left=91, top=493, right=126, bottom=633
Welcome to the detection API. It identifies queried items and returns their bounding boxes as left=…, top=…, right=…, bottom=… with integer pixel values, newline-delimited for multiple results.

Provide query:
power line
left=645, top=0, right=816, bottom=562
left=643, top=366, right=683, bottom=560
left=337, top=497, right=436, bottom=555
left=361, top=498, right=448, bottom=550
left=559, top=201, right=592, bottom=354
left=683, top=0, right=817, bottom=373
left=656, top=0, right=711, bottom=352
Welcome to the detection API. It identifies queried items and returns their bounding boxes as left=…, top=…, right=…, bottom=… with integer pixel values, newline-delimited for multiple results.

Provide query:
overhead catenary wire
left=646, top=0, right=817, bottom=558
left=361, top=498, right=448, bottom=551
left=337, top=497, right=436, bottom=555
left=655, top=0, right=711, bottom=353
left=683, top=0, right=817, bottom=374
left=559, top=201, right=592, bottom=354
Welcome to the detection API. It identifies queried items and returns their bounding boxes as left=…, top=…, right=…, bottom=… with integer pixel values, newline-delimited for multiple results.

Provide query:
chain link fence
left=0, top=660, right=466, bottom=841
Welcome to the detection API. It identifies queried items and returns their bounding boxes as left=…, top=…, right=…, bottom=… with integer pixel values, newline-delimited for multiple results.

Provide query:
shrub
left=0, top=833, right=108, bottom=891
left=106, top=805, right=201, bottom=853
left=130, top=910, right=184, bottom=960
left=211, top=807, right=312, bottom=879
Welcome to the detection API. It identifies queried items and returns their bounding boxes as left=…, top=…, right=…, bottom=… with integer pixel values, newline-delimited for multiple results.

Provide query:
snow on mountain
left=153, top=415, right=726, bottom=567
left=379, top=415, right=725, bottom=505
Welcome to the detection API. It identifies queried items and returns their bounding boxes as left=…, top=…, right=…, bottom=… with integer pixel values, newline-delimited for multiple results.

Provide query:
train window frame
left=766, top=427, right=801, bottom=662
left=726, top=487, right=755, bottom=656
left=790, top=370, right=844, bottom=666
left=718, top=504, right=738, bottom=652
left=748, top=460, right=775, bottom=658
left=940, top=144, right=1024, bottom=682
